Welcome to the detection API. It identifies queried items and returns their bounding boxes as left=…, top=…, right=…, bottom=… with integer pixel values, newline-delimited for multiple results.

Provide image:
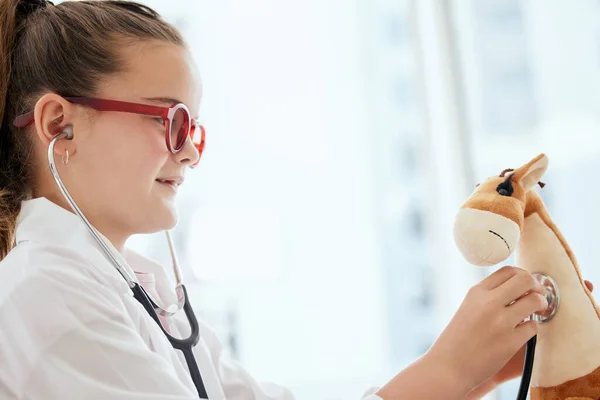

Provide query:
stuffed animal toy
left=453, top=153, right=600, bottom=399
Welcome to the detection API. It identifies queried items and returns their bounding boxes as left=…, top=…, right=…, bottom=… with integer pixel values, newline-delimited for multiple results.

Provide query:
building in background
left=365, top=0, right=437, bottom=369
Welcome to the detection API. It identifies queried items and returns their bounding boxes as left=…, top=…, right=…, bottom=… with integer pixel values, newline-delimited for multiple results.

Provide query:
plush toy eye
left=496, top=177, right=514, bottom=196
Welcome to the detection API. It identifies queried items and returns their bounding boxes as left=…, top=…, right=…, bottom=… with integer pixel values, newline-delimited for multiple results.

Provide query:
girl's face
left=35, top=41, right=202, bottom=249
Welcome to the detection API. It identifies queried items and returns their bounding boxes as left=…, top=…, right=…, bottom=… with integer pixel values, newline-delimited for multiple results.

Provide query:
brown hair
left=0, top=0, right=184, bottom=259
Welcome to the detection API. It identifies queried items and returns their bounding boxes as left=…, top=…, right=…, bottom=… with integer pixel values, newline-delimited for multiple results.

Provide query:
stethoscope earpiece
left=62, top=125, right=74, bottom=140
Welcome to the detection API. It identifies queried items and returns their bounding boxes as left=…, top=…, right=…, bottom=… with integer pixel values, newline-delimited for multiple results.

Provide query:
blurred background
left=120, top=0, right=600, bottom=398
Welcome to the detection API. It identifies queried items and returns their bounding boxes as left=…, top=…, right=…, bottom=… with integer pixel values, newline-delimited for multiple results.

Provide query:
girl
left=0, top=1, right=589, bottom=398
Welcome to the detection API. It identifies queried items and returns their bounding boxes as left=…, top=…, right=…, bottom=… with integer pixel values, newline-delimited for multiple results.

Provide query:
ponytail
left=0, top=0, right=39, bottom=260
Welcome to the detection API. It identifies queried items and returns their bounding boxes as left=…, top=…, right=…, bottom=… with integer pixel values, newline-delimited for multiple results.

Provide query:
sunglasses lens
left=170, top=107, right=190, bottom=151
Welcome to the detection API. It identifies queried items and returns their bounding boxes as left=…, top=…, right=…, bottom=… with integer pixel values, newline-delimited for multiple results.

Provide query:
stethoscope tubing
left=48, top=131, right=209, bottom=398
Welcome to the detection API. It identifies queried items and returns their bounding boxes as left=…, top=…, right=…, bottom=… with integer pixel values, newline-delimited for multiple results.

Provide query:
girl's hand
left=425, top=266, right=549, bottom=396
left=467, top=279, right=594, bottom=399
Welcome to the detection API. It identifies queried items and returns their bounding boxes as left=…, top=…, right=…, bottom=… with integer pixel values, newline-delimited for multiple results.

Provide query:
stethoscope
left=48, top=127, right=209, bottom=399
left=516, top=273, right=560, bottom=400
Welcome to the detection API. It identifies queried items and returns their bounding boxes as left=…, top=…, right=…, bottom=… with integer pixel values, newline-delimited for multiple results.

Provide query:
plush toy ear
left=512, top=153, right=548, bottom=192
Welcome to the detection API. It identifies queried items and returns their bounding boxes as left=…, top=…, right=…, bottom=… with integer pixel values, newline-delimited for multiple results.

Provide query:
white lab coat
left=0, top=197, right=382, bottom=400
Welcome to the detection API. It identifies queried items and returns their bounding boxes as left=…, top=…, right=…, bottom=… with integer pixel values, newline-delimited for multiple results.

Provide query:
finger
left=507, top=292, right=548, bottom=326
left=497, top=270, right=545, bottom=305
left=513, top=319, right=538, bottom=347
left=480, top=265, right=521, bottom=290
left=585, top=280, right=594, bottom=292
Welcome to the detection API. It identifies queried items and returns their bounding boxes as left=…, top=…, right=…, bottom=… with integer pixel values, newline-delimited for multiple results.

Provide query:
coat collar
left=15, top=197, right=178, bottom=304
left=16, top=196, right=91, bottom=250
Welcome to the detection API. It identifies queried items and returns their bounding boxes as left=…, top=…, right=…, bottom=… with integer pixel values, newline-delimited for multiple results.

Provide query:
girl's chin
left=137, top=205, right=179, bottom=234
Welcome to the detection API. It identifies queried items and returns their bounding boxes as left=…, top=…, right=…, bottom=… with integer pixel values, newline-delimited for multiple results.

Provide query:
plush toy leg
left=565, top=397, right=595, bottom=399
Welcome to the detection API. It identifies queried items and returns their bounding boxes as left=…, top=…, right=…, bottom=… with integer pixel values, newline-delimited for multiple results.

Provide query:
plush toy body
left=453, top=153, right=600, bottom=399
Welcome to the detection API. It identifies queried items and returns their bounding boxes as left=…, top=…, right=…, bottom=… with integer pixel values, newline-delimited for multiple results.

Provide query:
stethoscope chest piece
left=531, top=273, right=560, bottom=323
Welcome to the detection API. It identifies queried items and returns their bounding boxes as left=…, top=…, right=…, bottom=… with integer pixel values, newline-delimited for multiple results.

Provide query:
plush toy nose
left=454, top=208, right=520, bottom=267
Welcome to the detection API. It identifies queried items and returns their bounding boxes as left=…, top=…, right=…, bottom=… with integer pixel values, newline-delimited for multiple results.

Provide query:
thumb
left=585, top=280, right=594, bottom=292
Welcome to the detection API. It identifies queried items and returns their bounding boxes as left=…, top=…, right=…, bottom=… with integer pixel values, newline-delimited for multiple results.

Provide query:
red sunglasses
left=13, top=97, right=206, bottom=167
